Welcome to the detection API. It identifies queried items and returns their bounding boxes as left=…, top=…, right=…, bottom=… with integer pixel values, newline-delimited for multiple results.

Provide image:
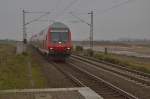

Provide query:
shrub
left=94, top=53, right=150, bottom=74
left=75, top=46, right=83, bottom=52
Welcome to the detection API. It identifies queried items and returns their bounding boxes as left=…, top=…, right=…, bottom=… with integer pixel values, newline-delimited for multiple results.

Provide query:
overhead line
left=54, top=0, right=79, bottom=19
left=68, top=0, right=134, bottom=16
left=50, top=0, right=61, bottom=18
left=69, top=12, right=90, bottom=26
left=96, top=0, right=134, bottom=14
left=25, top=12, right=50, bottom=25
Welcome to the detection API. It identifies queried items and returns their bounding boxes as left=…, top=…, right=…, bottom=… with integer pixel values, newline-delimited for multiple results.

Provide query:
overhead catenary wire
left=67, top=0, right=134, bottom=50
left=25, top=12, right=50, bottom=26
left=50, top=0, right=134, bottom=24
left=53, top=0, right=61, bottom=13
left=69, top=0, right=134, bottom=16
left=49, top=0, right=61, bottom=21
left=96, top=0, right=134, bottom=15
left=54, top=0, right=79, bottom=20
left=67, top=0, right=134, bottom=25
left=69, top=12, right=91, bottom=26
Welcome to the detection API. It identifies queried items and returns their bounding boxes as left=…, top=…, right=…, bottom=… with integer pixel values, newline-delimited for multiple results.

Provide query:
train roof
left=50, top=22, right=69, bottom=29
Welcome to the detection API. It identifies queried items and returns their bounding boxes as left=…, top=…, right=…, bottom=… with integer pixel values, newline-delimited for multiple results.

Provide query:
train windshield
left=51, top=32, right=69, bottom=43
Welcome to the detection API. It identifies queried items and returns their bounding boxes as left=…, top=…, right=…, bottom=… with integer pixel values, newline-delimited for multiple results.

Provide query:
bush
left=22, top=52, right=28, bottom=56
left=75, top=46, right=83, bottom=52
left=95, top=53, right=121, bottom=64
left=94, top=53, right=150, bottom=74
left=86, top=49, right=94, bottom=56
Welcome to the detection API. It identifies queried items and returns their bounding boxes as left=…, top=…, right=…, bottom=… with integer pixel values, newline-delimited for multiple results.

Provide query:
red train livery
left=30, top=22, right=72, bottom=59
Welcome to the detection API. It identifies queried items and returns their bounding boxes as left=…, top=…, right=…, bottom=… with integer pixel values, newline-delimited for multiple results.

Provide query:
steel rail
left=50, top=62, right=86, bottom=87
left=71, top=54, right=150, bottom=86
left=35, top=46, right=138, bottom=99
left=72, top=54, right=150, bottom=78
left=47, top=61, right=138, bottom=99
left=67, top=62, right=138, bottom=99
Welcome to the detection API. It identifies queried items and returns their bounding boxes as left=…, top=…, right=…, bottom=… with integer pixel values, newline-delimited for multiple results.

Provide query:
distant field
left=96, top=44, right=150, bottom=54
left=74, top=42, right=150, bottom=74
left=0, top=43, right=47, bottom=89
left=80, top=42, right=150, bottom=58
left=94, top=52, right=150, bottom=74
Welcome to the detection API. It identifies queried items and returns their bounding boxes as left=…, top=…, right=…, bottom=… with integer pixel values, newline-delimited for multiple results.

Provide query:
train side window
left=46, top=35, right=47, bottom=40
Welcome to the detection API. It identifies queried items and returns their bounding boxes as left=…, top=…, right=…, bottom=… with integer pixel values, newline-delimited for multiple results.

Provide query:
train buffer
left=0, top=87, right=103, bottom=99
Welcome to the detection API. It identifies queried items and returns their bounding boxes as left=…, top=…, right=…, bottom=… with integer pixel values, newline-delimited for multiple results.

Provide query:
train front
left=48, top=22, right=72, bottom=58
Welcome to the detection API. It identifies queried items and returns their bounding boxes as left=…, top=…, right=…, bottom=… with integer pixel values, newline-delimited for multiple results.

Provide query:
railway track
left=71, top=54, right=150, bottom=87
left=34, top=47, right=149, bottom=98
left=50, top=62, right=138, bottom=99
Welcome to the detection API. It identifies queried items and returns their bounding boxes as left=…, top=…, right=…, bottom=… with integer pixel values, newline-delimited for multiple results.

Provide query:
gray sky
left=0, top=0, right=150, bottom=41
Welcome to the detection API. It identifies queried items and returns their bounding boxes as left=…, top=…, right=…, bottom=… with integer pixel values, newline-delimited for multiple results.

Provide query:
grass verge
left=94, top=52, right=150, bottom=74
left=28, top=48, right=48, bottom=88
left=0, top=43, right=30, bottom=89
left=0, top=43, right=47, bottom=89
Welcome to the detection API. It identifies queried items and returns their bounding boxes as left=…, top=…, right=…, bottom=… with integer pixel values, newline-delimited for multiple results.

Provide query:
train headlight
left=67, top=47, right=70, bottom=50
left=58, top=42, right=62, bottom=44
left=50, top=48, right=53, bottom=50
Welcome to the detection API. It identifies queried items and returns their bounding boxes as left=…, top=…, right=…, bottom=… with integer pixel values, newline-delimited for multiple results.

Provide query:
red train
left=30, top=22, right=72, bottom=59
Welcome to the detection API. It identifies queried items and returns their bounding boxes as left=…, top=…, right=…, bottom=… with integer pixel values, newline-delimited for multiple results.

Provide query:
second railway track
left=71, top=54, right=150, bottom=87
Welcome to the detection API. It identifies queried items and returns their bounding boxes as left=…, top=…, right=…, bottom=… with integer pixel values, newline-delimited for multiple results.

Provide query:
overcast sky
left=0, top=0, right=150, bottom=41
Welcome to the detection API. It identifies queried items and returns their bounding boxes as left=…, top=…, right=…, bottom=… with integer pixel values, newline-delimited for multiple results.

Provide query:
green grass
left=94, top=52, right=150, bottom=74
left=0, top=43, right=48, bottom=89
left=28, top=49, right=48, bottom=88
left=0, top=44, right=30, bottom=89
